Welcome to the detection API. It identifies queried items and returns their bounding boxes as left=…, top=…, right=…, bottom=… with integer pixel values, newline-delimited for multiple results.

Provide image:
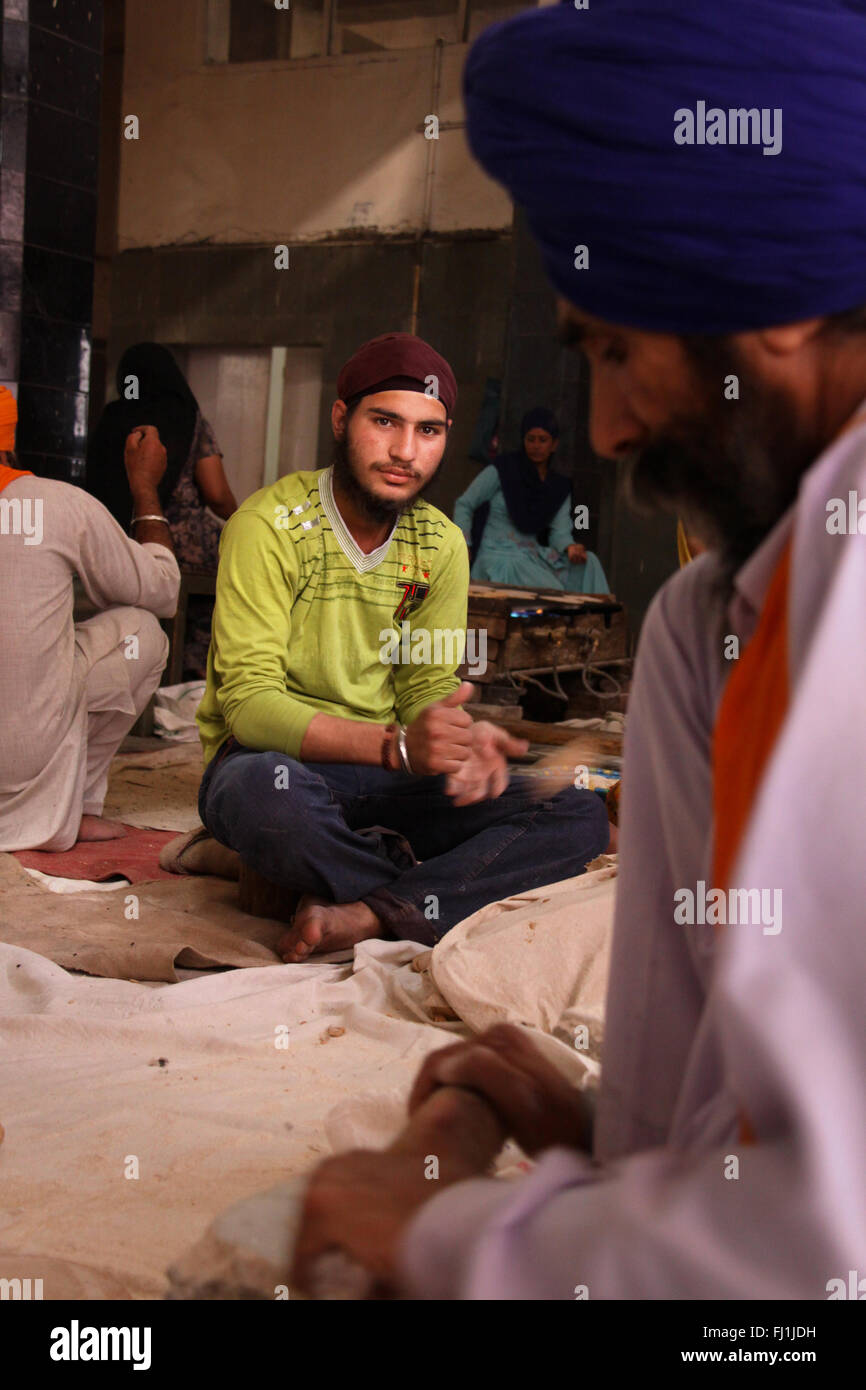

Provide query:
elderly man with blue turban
left=289, top=0, right=866, bottom=1301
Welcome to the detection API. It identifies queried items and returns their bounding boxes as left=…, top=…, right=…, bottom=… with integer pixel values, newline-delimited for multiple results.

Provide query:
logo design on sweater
left=394, top=580, right=429, bottom=622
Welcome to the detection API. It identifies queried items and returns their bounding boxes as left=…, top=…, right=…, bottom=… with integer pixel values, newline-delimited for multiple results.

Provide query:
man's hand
left=567, top=542, right=587, bottom=565
left=444, top=720, right=529, bottom=805
left=290, top=1086, right=504, bottom=1298
left=290, top=1149, right=437, bottom=1298
left=409, top=1023, right=594, bottom=1156
left=404, top=680, right=475, bottom=775
left=124, top=425, right=167, bottom=491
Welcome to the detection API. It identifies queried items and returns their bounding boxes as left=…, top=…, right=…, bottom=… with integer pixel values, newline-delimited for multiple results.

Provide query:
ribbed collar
left=318, top=465, right=398, bottom=573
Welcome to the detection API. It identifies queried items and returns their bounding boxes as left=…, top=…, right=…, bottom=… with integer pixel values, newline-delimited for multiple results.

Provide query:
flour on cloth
left=0, top=939, right=445, bottom=1298
left=0, top=865, right=616, bottom=1298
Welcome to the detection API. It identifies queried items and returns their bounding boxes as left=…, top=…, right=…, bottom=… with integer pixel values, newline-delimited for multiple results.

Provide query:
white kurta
left=400, top=405, right=866, bottom=1298
left=0, top=477, right=179, bottom=852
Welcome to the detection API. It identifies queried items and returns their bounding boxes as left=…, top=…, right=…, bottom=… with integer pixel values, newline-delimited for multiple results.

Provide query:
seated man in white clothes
left=0, top=387, right=179, bottom=852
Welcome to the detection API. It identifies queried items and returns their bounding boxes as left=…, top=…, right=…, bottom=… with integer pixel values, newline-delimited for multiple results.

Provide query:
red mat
left=14, top=825, right=177, bottom=883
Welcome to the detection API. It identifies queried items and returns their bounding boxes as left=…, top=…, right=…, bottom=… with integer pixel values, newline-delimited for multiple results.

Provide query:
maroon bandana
left=337, top=333, right=457, bottom=416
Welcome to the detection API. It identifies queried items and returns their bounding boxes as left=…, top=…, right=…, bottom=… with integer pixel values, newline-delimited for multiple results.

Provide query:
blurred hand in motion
left=444, top=720, right=528, bottom=805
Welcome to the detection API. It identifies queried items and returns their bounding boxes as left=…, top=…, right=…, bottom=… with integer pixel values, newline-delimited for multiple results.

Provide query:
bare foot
left=277, top=894, right=383, bottom=963
left=76, top=815, right=129, bottom=843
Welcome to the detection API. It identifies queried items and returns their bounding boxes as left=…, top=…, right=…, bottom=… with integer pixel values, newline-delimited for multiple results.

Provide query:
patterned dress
left=163, top=413, right=225, bottom=678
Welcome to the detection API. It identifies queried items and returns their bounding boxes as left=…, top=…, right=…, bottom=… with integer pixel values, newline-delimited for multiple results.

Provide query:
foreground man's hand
left=289, top=1150, right=438, bottom=1298
left=567, top=542, right=587, bottom=565
left=409, top=1023, right=594, bottom=1156
left=404, top=681, right=475, bottom=775
left=290, top=1086, right=505, bottom=1298
left=444, top=720, right=529, bottom=805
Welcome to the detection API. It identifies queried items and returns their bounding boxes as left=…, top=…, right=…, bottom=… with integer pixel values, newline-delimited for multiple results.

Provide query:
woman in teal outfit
left=453, top=407, right=609, bottom=592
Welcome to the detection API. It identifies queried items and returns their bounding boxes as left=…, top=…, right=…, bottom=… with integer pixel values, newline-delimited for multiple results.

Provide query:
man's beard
left=332, top=434, right=435, bottom=525
left=623, top=340, right=819, bottom=589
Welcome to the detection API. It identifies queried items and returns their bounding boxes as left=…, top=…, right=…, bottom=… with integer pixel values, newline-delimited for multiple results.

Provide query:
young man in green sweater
left=196, top=332, right=610, bottom=960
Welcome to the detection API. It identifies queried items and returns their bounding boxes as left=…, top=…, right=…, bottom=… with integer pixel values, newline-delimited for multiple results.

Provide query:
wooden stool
left=237, top=862, right=299, bottom=924
left=163, top=569, right=217, bottom=686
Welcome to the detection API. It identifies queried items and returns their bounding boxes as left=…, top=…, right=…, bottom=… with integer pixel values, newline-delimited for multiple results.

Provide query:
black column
left=500, top=208, right=678, bottom=630
left=1, top=0, right=103, bottom=481
left=498, top=208, right=614, bottom=571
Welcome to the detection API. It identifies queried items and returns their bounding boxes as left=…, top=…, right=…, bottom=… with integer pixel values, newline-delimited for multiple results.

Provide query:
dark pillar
left=1, top=0, right=103, bottom=482
left=498, top=208, right=615, bottom=572
left=500, top=208, right=678, bottom=634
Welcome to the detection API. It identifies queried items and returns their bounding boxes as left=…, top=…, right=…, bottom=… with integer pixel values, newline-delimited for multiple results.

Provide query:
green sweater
left=196, top=467, right=469, bottom=765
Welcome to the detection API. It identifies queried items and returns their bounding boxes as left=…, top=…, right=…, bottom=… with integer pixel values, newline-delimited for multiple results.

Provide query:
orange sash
left=0, top=463, right=33, bottom=493
left=710, top=540, right=791, bottom=1144
left=712, top=541, right=791, bottom=889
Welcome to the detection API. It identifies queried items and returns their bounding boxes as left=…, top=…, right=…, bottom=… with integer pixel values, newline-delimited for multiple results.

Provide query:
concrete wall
left=117, top=1, right=512, bottom=249
left=110, top=232, right=513, bottom=519
left=104, top=3, right=515, bottom=515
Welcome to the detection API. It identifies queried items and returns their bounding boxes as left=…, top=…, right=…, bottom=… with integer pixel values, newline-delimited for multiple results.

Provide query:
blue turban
left=464, top=0, right=866, bottom=333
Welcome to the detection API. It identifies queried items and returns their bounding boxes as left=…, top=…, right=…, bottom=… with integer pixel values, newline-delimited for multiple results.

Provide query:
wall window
left=171, top=345, right=323, bottom=500
left=334, top=2, right=459, bottom=53
left=232, top=0, right=324, bottom=61
left=466, top=0, right=530, bottom=43
left=206, top=0, right=530, bottom=63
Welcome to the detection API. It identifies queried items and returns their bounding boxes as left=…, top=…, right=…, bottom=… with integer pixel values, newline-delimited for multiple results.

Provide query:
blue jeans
left=199, top=741, right=610, bottom=946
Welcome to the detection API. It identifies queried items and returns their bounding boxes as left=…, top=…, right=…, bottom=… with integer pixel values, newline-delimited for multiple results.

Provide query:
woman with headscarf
left=87, top=343, right=237, bottom=676
left=453, top=407, right=609, bottom=592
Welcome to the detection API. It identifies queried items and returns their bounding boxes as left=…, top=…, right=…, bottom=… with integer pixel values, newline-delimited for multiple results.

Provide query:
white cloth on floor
left=19, top=867, right=129, bottom=894
left=0, top=867, right=615, bottom=1299
left=431, top=864, right=616, bottom=1083
left=153, top=681, right=207, bottom=742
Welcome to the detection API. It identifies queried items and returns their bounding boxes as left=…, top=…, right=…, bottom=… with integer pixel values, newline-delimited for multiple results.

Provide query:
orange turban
left=0, top=386, right=18, bottom=451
